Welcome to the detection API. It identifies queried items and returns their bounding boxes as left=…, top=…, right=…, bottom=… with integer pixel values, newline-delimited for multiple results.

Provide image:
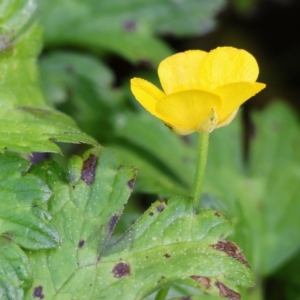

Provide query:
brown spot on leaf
left=212, top=240, right=250, bottom=267
left=33, top=286, right=44, bottom=299
left=112, top=262, right=130, bottom=278
left=191, top=275, right=211, bottom=288
left=157, top=275, right=166, bottom=283
left=163, top=253, right=171, bottom=258
left=109, top=215, right=119, bottom=234
left=215, top=211, right=221, bottom=217
left=215, top=282, right=240, bottom=300
left=78, top=240, right=85, bottom=248
left=127, top=175, right=136, bottom=189
left=157, top=205, right=165, bottom=212
left=81, top=154, right=98, bottom=185
left=149, top=211, right=154, bottom=216
left=123, top=20, right=137, bottom=32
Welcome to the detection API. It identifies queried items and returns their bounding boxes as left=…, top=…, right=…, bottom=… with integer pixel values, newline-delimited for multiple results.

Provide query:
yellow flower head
left=130, top=47, right=266, bottom=135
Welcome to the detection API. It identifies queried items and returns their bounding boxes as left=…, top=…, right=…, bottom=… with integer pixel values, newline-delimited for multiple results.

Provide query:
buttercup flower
left=130, top=47, right=266, bottom=135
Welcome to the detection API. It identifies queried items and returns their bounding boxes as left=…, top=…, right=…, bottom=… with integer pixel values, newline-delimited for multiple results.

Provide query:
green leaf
left=24, top=147, right=252, bottom=299
left=247, top=102, right=300, bottom=275
left=24, top=147, right=136, bottom=298
left=0, top=154, right=59, bottom=249
left=0, top=18, right=97, bottom=153
left=40, top=0, right=225, bottom=65
left=0, top=238, right=32, bottom=300
left=100, top=197, right=252, bottom=299
left=39, top=51, right=124, bottom=142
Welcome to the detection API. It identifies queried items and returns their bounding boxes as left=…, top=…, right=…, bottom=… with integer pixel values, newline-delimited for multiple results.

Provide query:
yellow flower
left=130, top=47, right=266, bottom=135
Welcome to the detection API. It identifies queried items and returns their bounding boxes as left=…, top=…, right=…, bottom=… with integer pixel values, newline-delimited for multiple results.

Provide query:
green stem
left=192, top=132, right=210, bottom=211
left=155, top=287, right=169, bottom=300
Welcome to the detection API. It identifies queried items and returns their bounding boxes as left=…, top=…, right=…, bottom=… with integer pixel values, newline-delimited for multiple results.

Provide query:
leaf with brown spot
left=191, top=276, right=211, bottom=289
left=215, top=282, right=240, bottom=300
left=32, top=286, right=45, bottom=299
left=26, top=147, right=136, bottom=299
left=81, top=154, right=98, bottom=185
left=108, top=215, right=120, bottom=234
left=112, top=262, right=131, bottom=278
left=157, top=204, right=165, bottom=212
left=25, top=150, right=252, bottom=299
left=78, top=240, right=85, bottom=248
left=212, top=240, right=250, bottom=267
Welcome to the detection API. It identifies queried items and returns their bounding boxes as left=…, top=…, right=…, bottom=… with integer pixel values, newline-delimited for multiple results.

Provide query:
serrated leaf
left=24, top=147, right=136, bottom=298
left=0, top=238, right=32, bottom=300
left=24, top=147, right=252, bottom=299
left=99, top=197, right=252, bottom=299
left=0, top=14, right=97, bottom=153
left=40, top=0, right=225, bottom=64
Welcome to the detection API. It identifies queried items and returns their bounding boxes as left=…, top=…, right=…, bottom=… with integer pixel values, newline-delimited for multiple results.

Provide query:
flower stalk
left=192, top=132, right=210, bottom=211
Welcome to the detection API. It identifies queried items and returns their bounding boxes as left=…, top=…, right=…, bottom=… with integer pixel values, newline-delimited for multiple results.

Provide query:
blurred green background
left=3, top=0, right=300, bottom=298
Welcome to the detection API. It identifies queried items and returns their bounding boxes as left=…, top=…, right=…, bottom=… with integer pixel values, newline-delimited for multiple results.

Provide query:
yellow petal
left=164, top=123, right=195, bottom=135
left=155, top=90, right=222, bottom=130
left=158, top=50, right=207, bottom=94
left=214, top=82, right=266, bottom=123
left=130, top=77, right=165, bottom=117
left=199, top=47, right=260, bottom=90
left=215, top=108, right=238, bottom=129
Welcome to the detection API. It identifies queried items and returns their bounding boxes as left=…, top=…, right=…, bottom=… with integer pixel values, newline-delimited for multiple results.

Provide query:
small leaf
left=0, top=154, right=59, bottom=249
